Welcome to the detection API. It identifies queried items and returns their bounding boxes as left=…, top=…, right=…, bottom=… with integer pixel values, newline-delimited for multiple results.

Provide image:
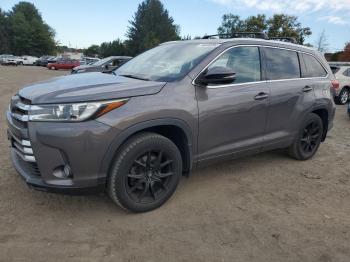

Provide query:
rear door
left=262, top=47, right=317, bottom=149
left=300, top=52, right=332, bottom=106
left=196, top=46, right=270, bottom=163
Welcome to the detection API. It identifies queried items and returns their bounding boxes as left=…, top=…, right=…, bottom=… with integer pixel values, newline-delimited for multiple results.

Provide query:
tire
left=107, top=132, right=182, bottom=212
left=50, top=66, right=56, bottom=70
left=335, top=88, right=349, bottom=105
left=288, top=113, right=323, bottom=160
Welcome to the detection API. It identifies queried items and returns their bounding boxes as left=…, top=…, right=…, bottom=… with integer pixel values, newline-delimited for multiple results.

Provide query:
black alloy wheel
left=126, top=150, right=175, bottom=203
left=288, top=113, right=323, bottom=160
left=108, top=132, right=182, bottom=212
left=300, top=121, right=322, bottom=155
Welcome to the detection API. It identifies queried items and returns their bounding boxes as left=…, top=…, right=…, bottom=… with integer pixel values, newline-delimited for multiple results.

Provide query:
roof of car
left=163, top=38, right=317, bottom=53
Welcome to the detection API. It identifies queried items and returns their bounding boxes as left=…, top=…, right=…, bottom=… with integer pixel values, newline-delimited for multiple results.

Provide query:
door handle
left=302, top=86, right=313, bottom=92
left=254, top=92, right=269, bottom=100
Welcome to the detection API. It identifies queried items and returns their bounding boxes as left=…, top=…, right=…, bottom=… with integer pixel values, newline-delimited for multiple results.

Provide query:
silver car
left=330, top=64, right=350, bottom=105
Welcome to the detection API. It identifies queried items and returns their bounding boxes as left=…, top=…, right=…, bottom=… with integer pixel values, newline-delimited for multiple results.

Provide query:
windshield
left=115, top=43, right=219, bottom=82
left=93, top=57, right=111, bottom=66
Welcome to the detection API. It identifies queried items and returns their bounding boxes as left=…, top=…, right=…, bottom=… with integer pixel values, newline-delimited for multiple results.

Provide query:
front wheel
left=288, top=113, right=323, bottom=160
left=107, top=132, right=182, bottom=212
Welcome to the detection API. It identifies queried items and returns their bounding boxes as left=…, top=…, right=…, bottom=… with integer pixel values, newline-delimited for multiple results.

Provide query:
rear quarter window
left=263, top=47, right=300, bottom=80
left=343, top=68, right=350, bottom=77
left=301, top=53, right=327, bottom=78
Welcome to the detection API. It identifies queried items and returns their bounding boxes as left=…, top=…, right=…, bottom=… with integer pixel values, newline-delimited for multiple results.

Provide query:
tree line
left=0, top=2, right=56, bottom=56
left=1, top=0, right=349, bottom=62
left=84, top=0, right=180, bottom=57
left=83, top=4, right=313, bottom=57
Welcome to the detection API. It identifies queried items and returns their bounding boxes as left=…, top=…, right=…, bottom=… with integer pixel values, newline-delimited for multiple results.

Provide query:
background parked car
left=21, top=56, right=39, bottom=65
left=79, top=57, right=100, bottom=66
left=35, top=56, right=57, bottom=66
left=47, top=59, right=80, bottom=70
left=330, top=64, right=350, bottom=105
left=71, top=56, right=132, bottom=74
left=1, top=55, right=20, bottom=66
left=0, top=54, right=14, bottom=64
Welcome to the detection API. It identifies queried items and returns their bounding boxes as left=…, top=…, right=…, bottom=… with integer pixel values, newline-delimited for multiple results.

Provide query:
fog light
left=63, top=165, right=73, bottom=178
left=53, top=165, right=73, bottom=179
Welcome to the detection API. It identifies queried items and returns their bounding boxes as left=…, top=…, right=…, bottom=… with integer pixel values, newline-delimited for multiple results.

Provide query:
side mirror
left=198, top=66, right=236, bottom=85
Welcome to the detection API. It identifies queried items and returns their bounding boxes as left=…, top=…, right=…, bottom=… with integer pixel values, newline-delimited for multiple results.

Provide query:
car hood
left=19, top=72, right=166, bottom=104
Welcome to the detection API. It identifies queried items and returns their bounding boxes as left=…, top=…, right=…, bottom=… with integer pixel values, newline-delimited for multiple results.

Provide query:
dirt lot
left=0, top=66, right=350, bottom=262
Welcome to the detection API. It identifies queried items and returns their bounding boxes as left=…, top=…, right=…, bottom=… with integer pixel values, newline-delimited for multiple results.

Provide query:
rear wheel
left=50, top=66, right=56, bottom=70
left=288, top=113, right=323, bottom=160
left=107, top=132, right=182, bottom=212
left=335, top=88, right=349, bottom=105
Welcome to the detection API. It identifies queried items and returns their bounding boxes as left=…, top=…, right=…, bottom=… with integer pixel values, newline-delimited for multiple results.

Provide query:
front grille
left=8, top=95, right=41, bottom=177
left=9, top=95, right=30, bottom=127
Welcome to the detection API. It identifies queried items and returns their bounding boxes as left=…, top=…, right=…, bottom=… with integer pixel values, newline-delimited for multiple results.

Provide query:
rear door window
left=301, top=53, right=327, bottom=78
left=263, top=47, right=300, bottom=80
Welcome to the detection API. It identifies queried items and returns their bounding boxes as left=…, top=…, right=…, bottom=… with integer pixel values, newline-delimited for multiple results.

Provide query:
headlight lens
left=28, top=99, right=128, bottom=122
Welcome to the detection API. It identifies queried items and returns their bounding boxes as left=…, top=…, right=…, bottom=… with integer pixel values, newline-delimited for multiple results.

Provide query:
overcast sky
left=1, top=0, right=350, bottom=51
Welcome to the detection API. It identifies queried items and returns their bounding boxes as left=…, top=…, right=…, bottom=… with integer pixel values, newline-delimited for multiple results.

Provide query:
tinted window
left=264, top=48, right=300, bottom=80
left=302, top=54, right=327, bottom=78
left=343, top=68, right=350, bottom=77
left=208, top=46, right=261, bottom=84
left=331, top=66, right=340, bottom=74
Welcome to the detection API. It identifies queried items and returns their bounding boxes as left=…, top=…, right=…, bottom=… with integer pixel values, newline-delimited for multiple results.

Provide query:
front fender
left=98, top=118, right=194, bottom=180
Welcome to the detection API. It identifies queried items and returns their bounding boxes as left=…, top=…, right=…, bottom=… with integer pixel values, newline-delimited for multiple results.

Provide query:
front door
left=196, top=46, right=269, bottom=163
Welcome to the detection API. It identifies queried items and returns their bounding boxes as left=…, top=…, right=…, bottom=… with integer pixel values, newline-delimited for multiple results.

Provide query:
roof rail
left=202, top=32, right=298, bottom=44
left=269, top=37, right=297, bottom=44
left=202, top=32, right=268, bottom=40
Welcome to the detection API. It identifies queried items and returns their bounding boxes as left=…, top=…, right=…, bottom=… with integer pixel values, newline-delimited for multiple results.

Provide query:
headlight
left=28, top=99, right=128, bottom=122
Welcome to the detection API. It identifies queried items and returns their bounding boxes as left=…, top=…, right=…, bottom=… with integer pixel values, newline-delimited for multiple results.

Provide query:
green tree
left=0, top=8, right=9, bottom=53
left=217, top=13, right=311, bottom=44
left=218, top=14, right=245, bottom=34
left=84, top=45, right=100, bottom=57
left=8, top=2, right=56, bottom=56
left=267, top=14, right=311, bottom=44
left=99, top=39, right=127, bottom=58
left=126, top=0, right=180, bottom=56
left=245, top=14, right=267, bottom=32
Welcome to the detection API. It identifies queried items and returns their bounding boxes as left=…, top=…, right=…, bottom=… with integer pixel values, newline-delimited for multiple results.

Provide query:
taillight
left=331, top=80, right=340, bottom=89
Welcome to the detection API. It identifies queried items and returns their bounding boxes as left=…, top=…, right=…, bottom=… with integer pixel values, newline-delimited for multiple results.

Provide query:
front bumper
left=10, top=149, right=105, bottom=194
left=7, top=104, right=120, bottom=194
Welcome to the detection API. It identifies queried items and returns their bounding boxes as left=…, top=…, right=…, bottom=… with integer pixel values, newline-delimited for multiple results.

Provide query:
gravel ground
left=0, top=66, right=350, bottom=262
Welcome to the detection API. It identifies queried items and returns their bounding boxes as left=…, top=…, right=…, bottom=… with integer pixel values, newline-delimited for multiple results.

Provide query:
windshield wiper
left=119, top=74, right=150, bottom=81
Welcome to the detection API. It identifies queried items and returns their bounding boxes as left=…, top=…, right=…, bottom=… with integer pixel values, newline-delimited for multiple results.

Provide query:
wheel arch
left=343, top=85, right=350, bottom=91
left=99, top=118, right=194, bottom=181
left=311, top=107, right=329, bottom=141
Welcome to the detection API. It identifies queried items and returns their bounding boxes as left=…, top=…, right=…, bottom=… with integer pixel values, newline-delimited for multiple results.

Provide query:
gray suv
left=7, top=37, right=336, bottom=212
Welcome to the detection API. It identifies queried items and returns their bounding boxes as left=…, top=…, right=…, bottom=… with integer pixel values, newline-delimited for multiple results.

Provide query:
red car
left=47, top=59, right=80, bottom=70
